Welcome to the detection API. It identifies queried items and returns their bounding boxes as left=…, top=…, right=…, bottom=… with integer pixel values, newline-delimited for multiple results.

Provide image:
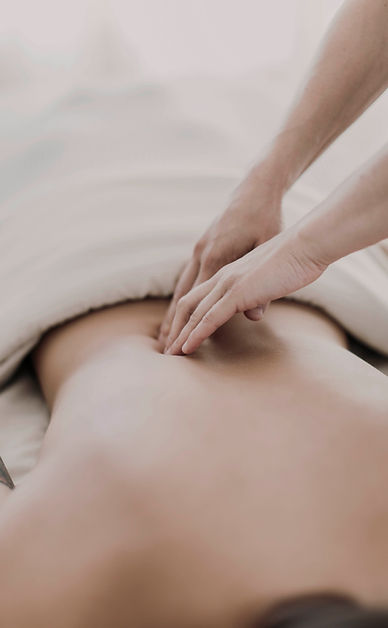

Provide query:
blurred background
left=0, top=0, right=386, bottom=196
left=0, top=0, right=343, bottom=83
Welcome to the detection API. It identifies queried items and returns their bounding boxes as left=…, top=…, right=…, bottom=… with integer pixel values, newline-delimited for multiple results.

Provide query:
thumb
left=244, top=301, right=269, bottom=321
left=244, top=305, right=264, bottom=321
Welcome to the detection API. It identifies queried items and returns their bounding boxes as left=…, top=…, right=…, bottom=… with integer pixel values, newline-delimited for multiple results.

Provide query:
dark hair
left=249, top=593, right=388, bottom=628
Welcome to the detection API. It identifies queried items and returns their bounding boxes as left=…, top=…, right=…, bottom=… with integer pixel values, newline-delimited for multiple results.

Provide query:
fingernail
left=181, top=341, right=189, bottom=353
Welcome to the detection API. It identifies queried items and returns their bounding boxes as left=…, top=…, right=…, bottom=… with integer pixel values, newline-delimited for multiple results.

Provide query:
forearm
left=257, top=0, right=388, bottom=192
left=296, top=143, right=388, bottom=265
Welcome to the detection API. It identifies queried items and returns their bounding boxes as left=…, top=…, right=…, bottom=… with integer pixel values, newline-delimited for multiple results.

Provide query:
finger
left=158, top=258, right=199, bottom=343
left=191, top=266, right=212, bottom=289
left=191, top=254, right=220, bottom=289
left=180, top=292, right=237, bottom=355
left=164, top=279, right=213, bottom=352
left=244, top=305, right=264, bottom=321
left=159, top=259, right=198, bottom=341
left=244, top=299, right=270, bottom=321
left=166, top=281, right=227, bottom=355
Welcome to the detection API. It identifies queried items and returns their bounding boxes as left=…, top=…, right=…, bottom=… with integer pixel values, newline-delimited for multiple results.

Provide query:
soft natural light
left=1, top=0, right=342, bottom=80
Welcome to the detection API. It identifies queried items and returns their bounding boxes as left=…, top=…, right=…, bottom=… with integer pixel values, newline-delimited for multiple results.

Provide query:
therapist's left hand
left=163, top=227, right=327, bottom=355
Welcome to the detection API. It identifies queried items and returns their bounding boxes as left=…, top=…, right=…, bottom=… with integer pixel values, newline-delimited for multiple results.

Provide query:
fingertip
left=181, top=340, right=189, bottom=353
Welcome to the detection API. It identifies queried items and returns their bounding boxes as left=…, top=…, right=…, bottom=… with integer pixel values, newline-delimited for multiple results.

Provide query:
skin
left=161, top=0, right=388, bottom=355
left=0, top=297, right=388, bottom=627
left=0, top=486, right=11, bottom=510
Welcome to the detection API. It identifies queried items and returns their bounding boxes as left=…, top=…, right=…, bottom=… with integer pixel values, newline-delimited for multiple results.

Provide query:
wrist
left=256, top=123, right=319, bottom=194
left=247, top=157, right=288, bottom=207
left=290, top=212, right=332, bottom=273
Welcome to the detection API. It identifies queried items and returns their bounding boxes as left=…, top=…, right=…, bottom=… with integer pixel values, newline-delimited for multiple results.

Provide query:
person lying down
left=1, top=4, right=388, bottom=618
left=0, top=296, right=388, bottom=627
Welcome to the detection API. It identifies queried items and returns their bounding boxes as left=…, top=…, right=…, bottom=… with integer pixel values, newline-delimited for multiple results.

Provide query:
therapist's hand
left=158, top=163, right=284, bottom=347
left=163, top=227, right=327, bottom=355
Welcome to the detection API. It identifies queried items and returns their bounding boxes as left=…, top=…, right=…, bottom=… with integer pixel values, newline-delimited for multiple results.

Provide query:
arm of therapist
left=160, top=0, right=388, bottom=349
left=165, top=144, right=388, bottom=355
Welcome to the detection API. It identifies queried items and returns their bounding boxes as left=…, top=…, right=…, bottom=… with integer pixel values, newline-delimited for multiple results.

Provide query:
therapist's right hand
left=158, top=163, right=284, bottom=346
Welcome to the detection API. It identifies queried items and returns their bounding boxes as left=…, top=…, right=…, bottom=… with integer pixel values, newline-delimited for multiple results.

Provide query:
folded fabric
left=1, top=80, right=388, bottom=484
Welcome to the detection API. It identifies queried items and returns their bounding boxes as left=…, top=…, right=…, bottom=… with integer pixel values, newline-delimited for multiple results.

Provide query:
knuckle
left=224, top=270, right=238, bottom=285
left=172, top=291, right=184, bottom=307
left=175, top=304, right=186, bottom=318
left=203, top=310, right=215, bottom=325
left=177, top=295, right=189, bottom=310
left=219, top=276, right=232, bottom=292
left=228, top=281, right=242, bottom=299
left=193, top=238, right=206, bottom=258
left=188, top=310, right=200, bottom=325
left=201, top=248, right=219, bottom=270
left=222, top=271, right=241, bottom=290
left=213, top=266, right=226, bottom=281
left=176, top=297, right=196, bottom=321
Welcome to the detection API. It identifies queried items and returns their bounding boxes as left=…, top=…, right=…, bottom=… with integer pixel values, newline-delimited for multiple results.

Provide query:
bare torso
left=1, top=298, right=388, bottom=628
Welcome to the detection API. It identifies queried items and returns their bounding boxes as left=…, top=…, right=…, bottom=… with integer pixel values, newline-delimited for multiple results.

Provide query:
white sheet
left=1, top=75, right=388, bottom=484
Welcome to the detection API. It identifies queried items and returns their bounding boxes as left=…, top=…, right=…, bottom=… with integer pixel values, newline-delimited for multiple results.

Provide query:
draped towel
left=1, top=79, right=387, bottom=483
